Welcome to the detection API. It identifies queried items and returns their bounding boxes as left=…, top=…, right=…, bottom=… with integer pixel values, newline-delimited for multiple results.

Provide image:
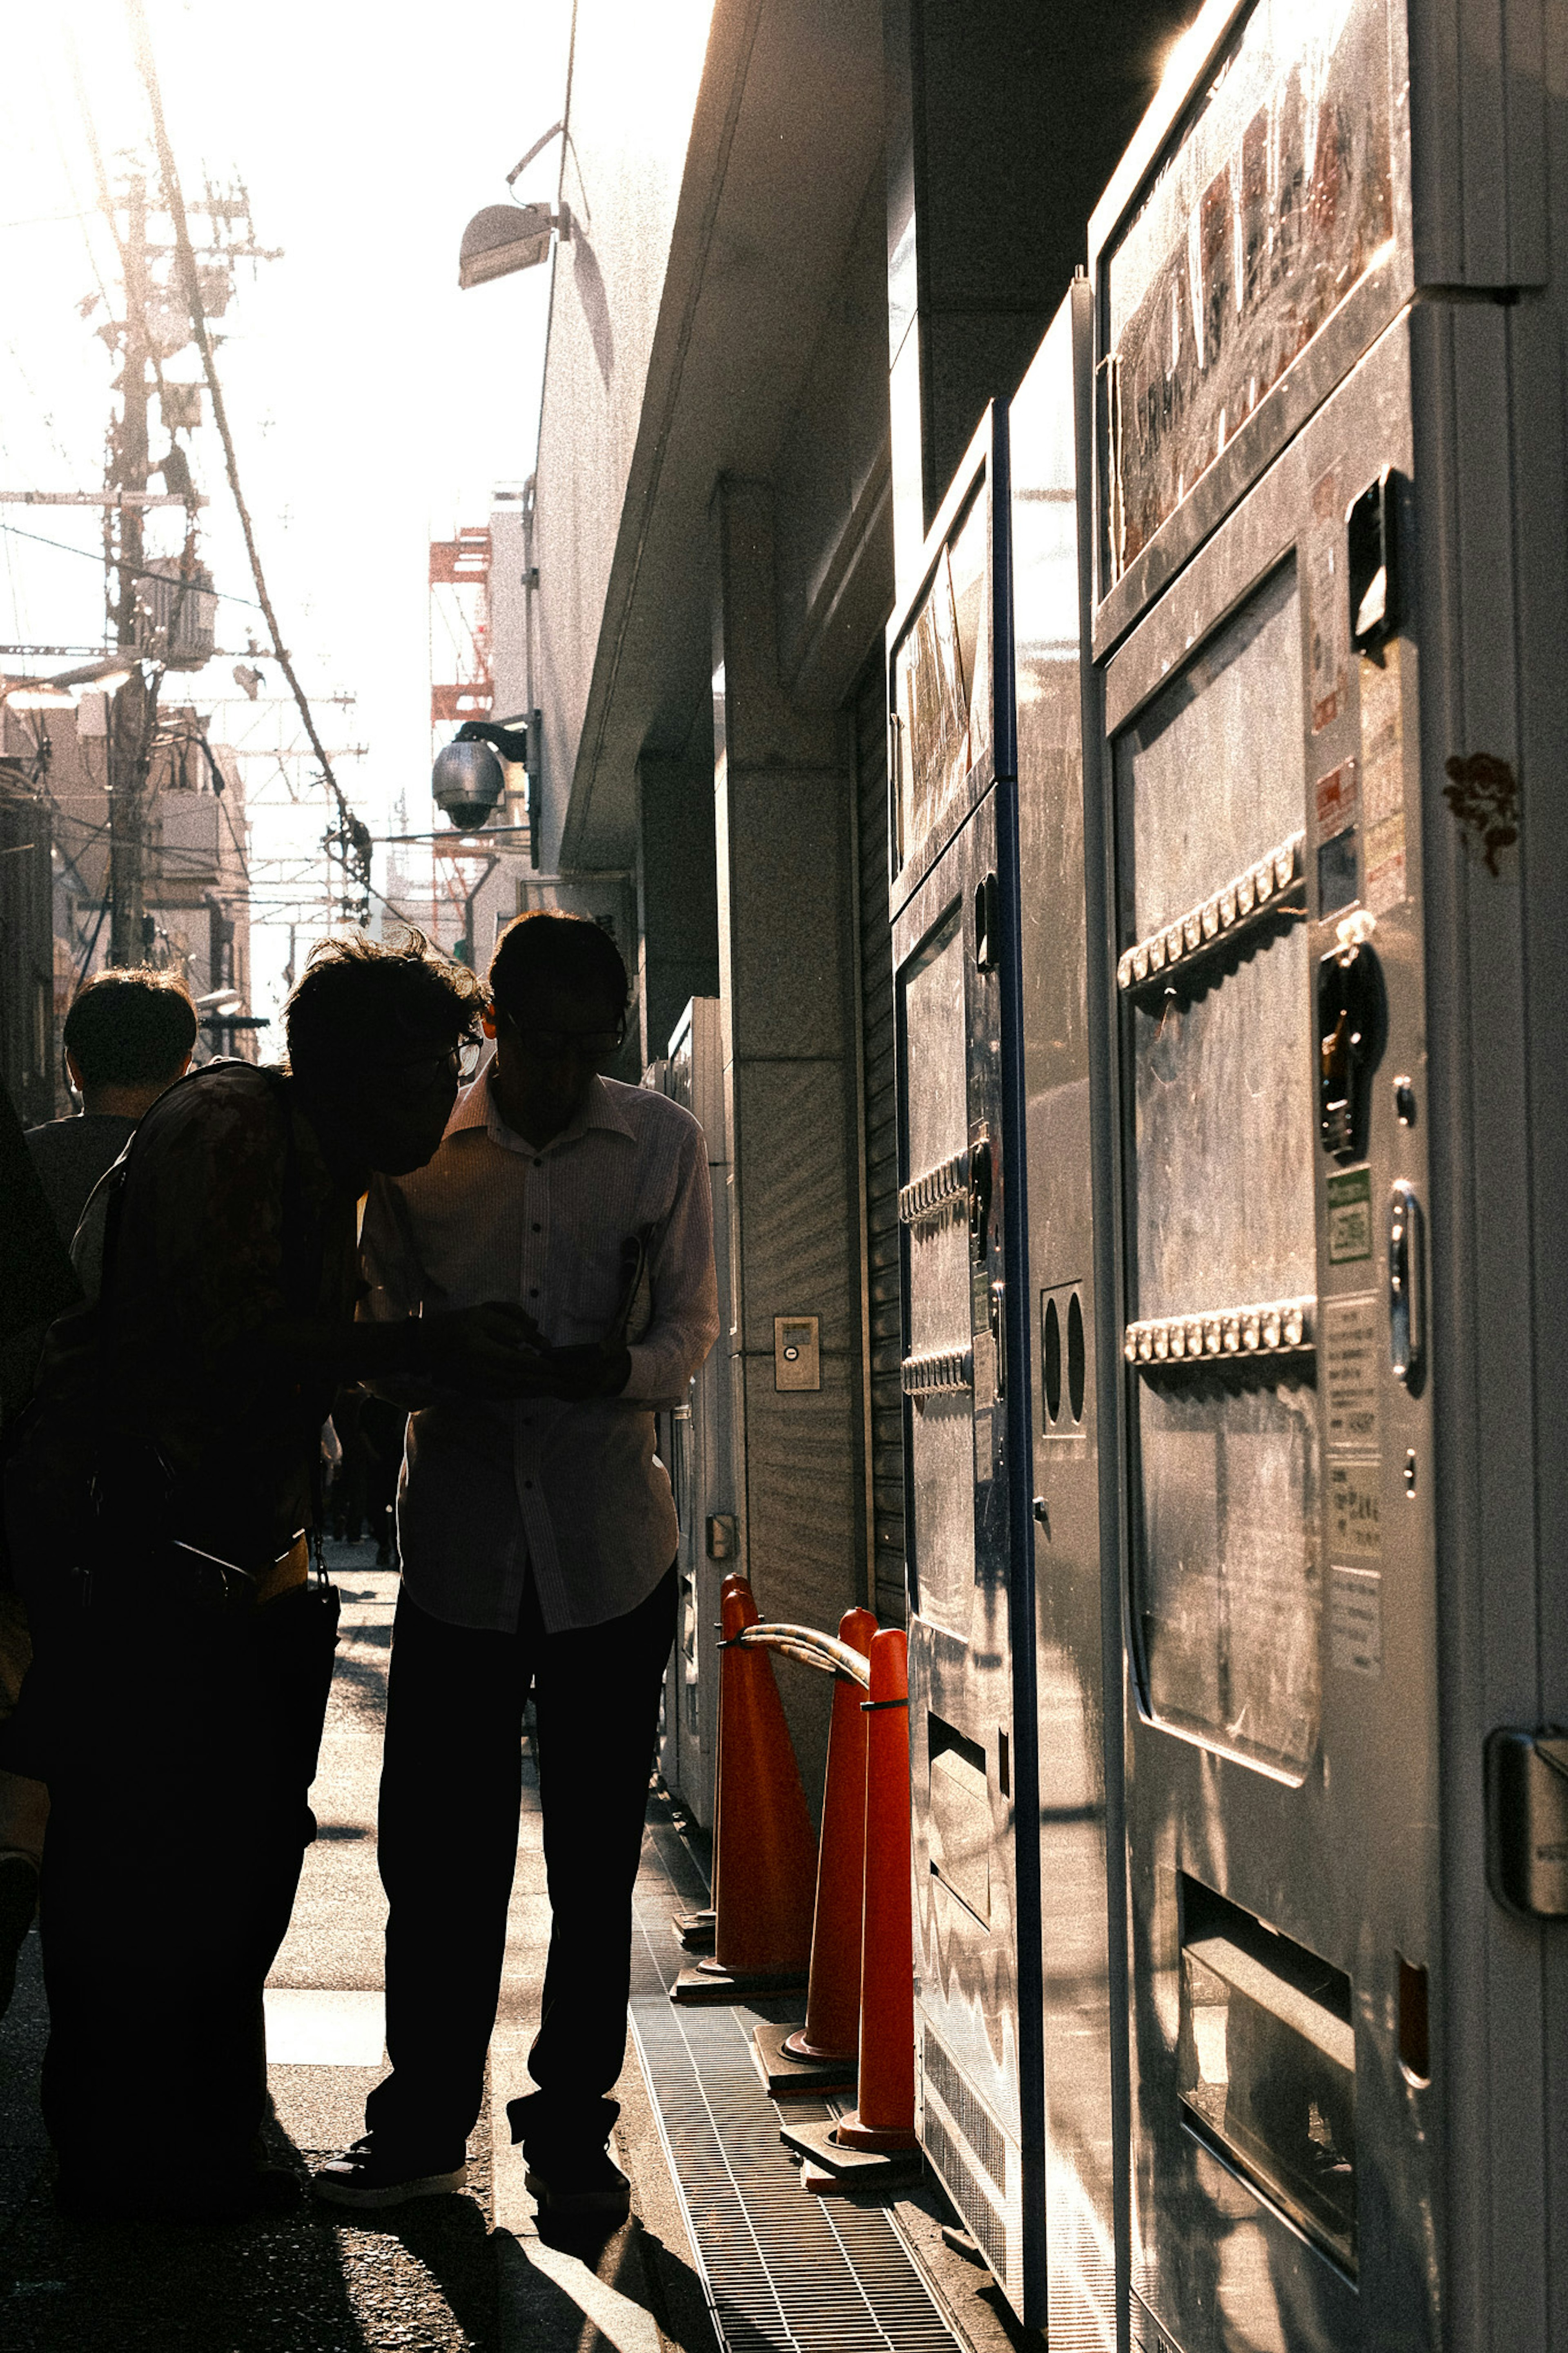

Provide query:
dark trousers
left=364, top=1565, right=676, bottom=2164
left=39, top=1580, right=338, bottom=2197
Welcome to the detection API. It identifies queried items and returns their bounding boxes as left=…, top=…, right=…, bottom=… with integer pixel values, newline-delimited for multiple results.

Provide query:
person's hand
left=415, top=1303, right=547, bottom=1394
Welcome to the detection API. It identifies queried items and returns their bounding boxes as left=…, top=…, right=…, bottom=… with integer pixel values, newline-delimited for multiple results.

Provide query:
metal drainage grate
left=630, top=1991, right=958, bottom=2353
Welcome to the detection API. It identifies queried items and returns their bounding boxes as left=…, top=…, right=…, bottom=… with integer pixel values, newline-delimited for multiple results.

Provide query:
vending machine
left=889, top=401, right=1047, bottom=2322
left=646, top=996, right=733, bottom=1830
left=1011, top=280, right=1125, bottom=2352
left=1087, top=0, right=1568, bottom=2345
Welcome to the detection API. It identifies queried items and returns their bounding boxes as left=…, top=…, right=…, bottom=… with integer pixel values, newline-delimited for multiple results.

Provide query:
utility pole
left=108, top=173, right=155, bottom=966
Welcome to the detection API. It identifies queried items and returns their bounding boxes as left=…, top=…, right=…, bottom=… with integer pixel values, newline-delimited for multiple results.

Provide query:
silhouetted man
left=6, top=930, right=541, bottom=2222
left=314, top=913, right=717, bottom=2221
left=26, top=965, right=198, bottom=1250
left=0, top=969, right=197, bottom=2016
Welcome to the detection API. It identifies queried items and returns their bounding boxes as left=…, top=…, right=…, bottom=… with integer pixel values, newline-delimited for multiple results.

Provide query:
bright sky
left=0, top=0, right=572, bottom=1028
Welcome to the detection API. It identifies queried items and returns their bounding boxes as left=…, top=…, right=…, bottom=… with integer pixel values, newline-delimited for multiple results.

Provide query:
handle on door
left=1389, top=1180, right=1424, bottom=1386
left=1318, top=939, right=1382, bottom=1160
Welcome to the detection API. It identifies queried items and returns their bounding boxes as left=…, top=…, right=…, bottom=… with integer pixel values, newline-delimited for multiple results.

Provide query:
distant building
left=0, top=693, right=255, bottom=1118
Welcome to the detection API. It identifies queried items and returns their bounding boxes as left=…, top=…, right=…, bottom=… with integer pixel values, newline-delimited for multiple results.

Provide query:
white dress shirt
left=361, top=1064, right=719, bottom=1634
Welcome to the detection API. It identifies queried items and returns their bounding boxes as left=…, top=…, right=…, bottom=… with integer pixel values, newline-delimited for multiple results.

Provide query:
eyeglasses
left=385, top=1038, right=483, bottom=1088
left=496, top=1007, right=626, bottom=1064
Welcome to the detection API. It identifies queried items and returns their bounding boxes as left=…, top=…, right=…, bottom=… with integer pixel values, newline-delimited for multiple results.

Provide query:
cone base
left=832, top=2106, right=920, bottom=2154
left=753, top=2020, right=855, bottom=2098
left=670, top=1962, right=808, bottom=2007
left=673, top=1908, right=715, bottom=1953
left=780, top=2118, right=922, bottom=2182
left=781, top=2026, right=857, bottom=2066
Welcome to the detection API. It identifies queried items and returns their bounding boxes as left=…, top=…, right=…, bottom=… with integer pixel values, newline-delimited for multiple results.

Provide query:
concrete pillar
left=635, top=747, right=719, bottom=1066
left=712, top=474, right=864, bottom=1802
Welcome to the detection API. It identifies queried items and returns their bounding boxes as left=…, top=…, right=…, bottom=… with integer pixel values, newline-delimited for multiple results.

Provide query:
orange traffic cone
left=787, top=1606, right=877, bottom=2062
left=833, top=1626, right=917, bottom=2151
left=671, top=1573, right=818, bottom=2002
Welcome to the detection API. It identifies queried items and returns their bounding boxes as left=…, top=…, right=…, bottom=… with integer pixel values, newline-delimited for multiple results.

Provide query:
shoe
left=523, top=2147, right=632, bottom=2222
left=507, top=2091, right=630, bottom=2221
left=0, top=1852, right=39, bottom=2019
left=311, top=2134, right=467, bottom=2210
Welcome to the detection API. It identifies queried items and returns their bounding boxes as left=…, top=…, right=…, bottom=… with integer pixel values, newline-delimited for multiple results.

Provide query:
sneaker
left=0, top=1853, right=39, bottom=2019
left=523, top=2146, right=632, bottom=2222
left=312, top=2135, right=467, bottom=2210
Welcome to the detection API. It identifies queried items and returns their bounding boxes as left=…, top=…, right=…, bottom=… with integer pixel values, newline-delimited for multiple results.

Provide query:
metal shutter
left=852, top=660, right=906, bottom=1626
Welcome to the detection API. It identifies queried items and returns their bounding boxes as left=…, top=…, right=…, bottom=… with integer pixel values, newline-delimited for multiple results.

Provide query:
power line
left=0, top=517, right=268, bottom=613
left=126, top=0, right=372, bottom=926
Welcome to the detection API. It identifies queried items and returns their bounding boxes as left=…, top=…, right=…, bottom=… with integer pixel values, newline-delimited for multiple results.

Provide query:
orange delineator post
left=832, top=1626, right=917, bottom=2152
left=784, top=1606, right=878, bottom=2064
left=703, top=1573, right=818, bottom=1980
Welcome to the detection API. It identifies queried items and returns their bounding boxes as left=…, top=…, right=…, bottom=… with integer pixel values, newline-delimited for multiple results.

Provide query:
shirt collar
left=445, top=1067, right=635, bottom=1154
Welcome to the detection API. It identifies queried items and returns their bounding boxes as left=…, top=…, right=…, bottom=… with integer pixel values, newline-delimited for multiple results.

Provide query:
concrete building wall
left=534, top=0, right=717, bottom=872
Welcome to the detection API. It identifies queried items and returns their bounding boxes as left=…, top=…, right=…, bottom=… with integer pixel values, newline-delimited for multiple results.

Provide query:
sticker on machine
left=1330, top=1564, right=1383, bottom=1675
left=1323, top=1295, right=1381, bottom=1454
left=1329, top=1461, right=1381, bottom=1559
left=1325, top=1167, right=1373, bottom=1264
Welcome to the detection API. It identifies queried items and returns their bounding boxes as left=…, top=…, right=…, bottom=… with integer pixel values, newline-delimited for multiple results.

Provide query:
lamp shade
left=459, top=202, right=554, bottom=289
left=433, top=739, right=505, bottom=831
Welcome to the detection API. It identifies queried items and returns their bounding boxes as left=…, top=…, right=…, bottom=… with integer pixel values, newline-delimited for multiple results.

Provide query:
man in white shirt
left=314, top=912, right=718, bottom=2219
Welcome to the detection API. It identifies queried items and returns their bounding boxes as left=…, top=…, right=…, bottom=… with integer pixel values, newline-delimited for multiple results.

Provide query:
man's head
left=485, top=913, right=630, bottom=1140
left=285, top=929, right=483, bottom=1176
left=64, top=968, right=198, bottom=1119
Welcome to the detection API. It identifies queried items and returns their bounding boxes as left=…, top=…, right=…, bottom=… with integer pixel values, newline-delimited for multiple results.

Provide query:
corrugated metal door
left=852, top=659, right=906, bottom=1625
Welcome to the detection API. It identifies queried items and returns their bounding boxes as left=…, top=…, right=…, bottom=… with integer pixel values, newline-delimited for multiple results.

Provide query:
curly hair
left=284, top=928, right=483, bottom=1075
left=65, top=967, right=198, bottom=1087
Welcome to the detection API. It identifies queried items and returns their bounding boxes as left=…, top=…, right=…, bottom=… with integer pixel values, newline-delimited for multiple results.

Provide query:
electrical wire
left=125, top=0, right=372, bottom=923
left=0, top=518, right=267, bottom=613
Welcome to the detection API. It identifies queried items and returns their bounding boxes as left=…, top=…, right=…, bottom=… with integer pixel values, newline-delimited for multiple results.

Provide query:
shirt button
left=529, top=1287, right=539, bottom=1297
left=533, top=1158, right=543, bottom=1168
left=532, top=1222, right=541, bottom=1233
left=524, top=1479, right=534, bottom=1490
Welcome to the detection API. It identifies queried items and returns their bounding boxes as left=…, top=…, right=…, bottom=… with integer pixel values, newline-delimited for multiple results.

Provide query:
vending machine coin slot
left=1397, top=1957, right=1431, bottom=2086
left=1178, top=1876, right=1357, bottom=2276
left=969, top=1135, right=993, bottom=1257
left=1388, top=1181, right=1424, bottom=1387
left=1066, top=1291, right=1085, bottom=1422
left=1040, top=1285, right=1087, bottom=1431
left=974, top=871, right=1002, bottom=970
left=1042, top=1293, right=1062, bottom=1423
left=1318, top=939, right=1383, bottom=1159
left=1346, top=467, right=1401, bottom=658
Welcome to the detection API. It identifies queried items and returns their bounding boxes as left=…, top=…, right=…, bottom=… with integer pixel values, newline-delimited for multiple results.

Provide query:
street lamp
left=457, top=200, right=569, bottom=289
left=0, top=656, right=138, bottom=709
left=457, top=120, right=569, bottom=289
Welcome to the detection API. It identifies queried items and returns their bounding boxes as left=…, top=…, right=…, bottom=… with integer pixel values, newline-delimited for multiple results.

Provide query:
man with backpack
left=0, top=967, right=197, bottom=2020
left=5, top=929, right=543, bottom=2222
